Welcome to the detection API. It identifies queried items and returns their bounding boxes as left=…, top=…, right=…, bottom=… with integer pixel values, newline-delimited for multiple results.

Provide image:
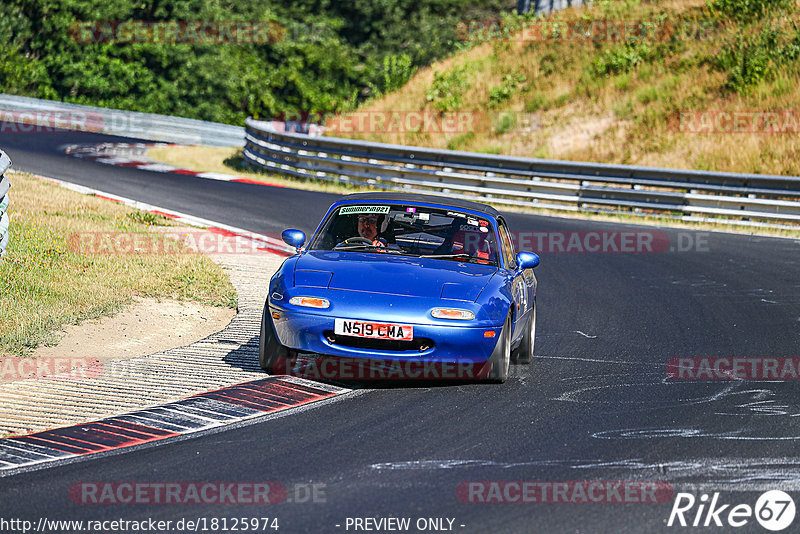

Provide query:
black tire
left=511, top=303, right=535, bottom=365
left=485, top=315, right=511, bottom=383
left=259, top=305, right=290, bottom=374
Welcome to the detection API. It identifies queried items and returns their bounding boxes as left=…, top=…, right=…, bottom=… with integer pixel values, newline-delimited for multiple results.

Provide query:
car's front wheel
left=259, top=306, right=291, bottom=374
left=485, top=315, right=511, bottom=383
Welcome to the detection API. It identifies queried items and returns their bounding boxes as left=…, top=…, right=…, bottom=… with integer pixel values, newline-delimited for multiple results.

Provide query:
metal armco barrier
left=521, top=0, right=589, bottom=15
left=244, top=118, right=800, bottom=227
left=0, top=94, right=244, bottom=147
left=0, top=150, right=11, bottom=258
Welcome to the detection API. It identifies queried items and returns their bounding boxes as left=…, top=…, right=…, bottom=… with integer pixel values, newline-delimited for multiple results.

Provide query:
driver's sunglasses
left=358, top=216, right=378, bottom=226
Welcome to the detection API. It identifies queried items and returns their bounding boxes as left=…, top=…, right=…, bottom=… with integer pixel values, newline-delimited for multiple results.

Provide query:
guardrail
left=244, top=118, right=800, bottom=228
left=0, top=150, right=11, bottom=259
left=0, top=94, right=244, bottom=147
left=518, top=0, right=589, bottom=15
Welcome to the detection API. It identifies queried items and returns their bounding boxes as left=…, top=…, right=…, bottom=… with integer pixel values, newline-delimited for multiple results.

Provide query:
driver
left=357, top=214, right=379, bottom=241
left=354, top=213, right=391, bottom=251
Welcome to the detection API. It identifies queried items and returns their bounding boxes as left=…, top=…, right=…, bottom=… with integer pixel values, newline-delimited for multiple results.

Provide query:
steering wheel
left=334, top=236, right=373, bottom=248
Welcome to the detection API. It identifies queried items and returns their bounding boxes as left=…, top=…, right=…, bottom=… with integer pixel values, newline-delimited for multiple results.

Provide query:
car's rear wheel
left=259, top=305, right=291, bottom=374
left=511, top=302, right=535, bottom=365
left=485, top=315, right=511, bottom=383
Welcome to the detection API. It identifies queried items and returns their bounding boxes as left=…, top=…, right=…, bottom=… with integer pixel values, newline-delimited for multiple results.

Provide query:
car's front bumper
left=271, top=307, right=502, bottom=364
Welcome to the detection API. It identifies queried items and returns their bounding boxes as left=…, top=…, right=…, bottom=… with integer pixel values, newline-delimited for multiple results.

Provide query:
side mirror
left=516, top=251, right=540, bottom=270
left=282, top=229, right=306, bottom=252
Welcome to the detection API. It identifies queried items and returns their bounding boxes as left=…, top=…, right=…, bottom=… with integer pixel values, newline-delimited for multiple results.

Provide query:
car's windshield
left=309, top=204, right=499, bottom=266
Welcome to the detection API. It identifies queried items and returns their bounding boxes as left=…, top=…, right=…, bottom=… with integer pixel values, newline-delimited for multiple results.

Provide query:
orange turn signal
left=484, top=331, right=496, bottom=338
left=431, top=308, right=475, bottom=320
left=289, top=296, right=330, bottom=309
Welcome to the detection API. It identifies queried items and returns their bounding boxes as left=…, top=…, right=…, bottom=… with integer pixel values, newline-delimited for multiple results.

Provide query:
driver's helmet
left=451, top=226, right=493, bottom=262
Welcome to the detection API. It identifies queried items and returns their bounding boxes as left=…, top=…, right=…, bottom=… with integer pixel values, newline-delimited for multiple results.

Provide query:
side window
left=498, top=223, right=516, bottom=270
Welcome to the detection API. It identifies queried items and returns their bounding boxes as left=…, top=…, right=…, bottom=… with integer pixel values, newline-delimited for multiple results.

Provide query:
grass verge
left=0, top=172, right=237, bottom=356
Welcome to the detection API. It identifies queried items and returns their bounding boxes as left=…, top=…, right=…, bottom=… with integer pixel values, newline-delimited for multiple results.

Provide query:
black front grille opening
left=324, top=331, right=434, bottom=352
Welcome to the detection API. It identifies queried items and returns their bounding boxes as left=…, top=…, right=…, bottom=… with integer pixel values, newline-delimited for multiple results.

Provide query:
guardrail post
left=0, top=149, right=11, bottom=259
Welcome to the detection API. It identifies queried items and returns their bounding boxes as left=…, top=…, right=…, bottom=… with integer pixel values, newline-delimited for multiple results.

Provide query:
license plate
left=334, top=319, right=413, bottom=340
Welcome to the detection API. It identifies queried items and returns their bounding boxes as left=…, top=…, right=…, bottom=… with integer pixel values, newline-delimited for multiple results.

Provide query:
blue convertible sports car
left=260, top=192, right=540, bottom=383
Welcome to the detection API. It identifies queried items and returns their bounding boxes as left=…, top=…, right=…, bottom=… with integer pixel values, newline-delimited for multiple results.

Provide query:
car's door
left=498, top=220, right=529, bottom=342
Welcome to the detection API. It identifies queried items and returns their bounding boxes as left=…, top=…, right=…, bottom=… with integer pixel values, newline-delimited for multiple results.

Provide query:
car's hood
left=294, top=251, right=497, bottom=301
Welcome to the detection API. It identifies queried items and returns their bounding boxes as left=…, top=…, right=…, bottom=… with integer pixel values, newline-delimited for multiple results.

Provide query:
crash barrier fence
left=0, top=150, right=10, bottom=259
left=0, top=94, right=244, bottom=147
left=517, top=0, right=589, bottom=15
left=243, top=118, right=800, bottom=228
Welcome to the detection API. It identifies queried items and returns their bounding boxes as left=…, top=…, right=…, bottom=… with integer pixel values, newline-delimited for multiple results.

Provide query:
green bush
left=719, top=31, right=776, bottom=92
left=492, top=112, right=516, bottom=135
left=716, top=25, right=800, bottom=94
left=712, top=0, right=793, bottom=22
left=488, top=73, right=526, bottom=108
left=382, top=53, right=416, bottom=94
left=592, top=43, right=654, bottom=77
left=426, top=66, right=470, bottom=112
left=777, top=24, right=800, bottom=62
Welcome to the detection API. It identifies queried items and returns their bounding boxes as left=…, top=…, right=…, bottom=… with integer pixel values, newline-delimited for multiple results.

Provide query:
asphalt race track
left=2, top=125, right=800, bottom=533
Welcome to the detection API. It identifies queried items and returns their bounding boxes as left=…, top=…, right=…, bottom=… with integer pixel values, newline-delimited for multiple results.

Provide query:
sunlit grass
left=0, top=172, right=237, bottom=356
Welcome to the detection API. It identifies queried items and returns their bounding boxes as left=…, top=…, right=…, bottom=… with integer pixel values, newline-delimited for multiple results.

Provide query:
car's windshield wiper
left=421, top=253, right=497, bottom=265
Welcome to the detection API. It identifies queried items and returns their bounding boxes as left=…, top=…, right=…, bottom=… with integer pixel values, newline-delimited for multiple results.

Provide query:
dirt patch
left=1, top=298, right=235, bottom=384
left=546, top=114, right=617, bottom=157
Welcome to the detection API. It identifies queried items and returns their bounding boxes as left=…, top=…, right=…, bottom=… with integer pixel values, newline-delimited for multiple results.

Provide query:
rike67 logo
left=668, top=491, right=795, bottom=531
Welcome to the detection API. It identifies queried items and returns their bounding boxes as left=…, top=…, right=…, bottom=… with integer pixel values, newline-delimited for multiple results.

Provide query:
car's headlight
left=289, top=296, right=330, bottom=309
left=431, top=308, right=475, bottom=320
